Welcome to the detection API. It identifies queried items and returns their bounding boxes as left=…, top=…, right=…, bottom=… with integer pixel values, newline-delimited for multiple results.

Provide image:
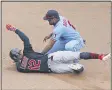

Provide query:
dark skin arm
left=15, top=29, right=34, bottom=53
left=43, top=33, right=53, bottom=42
left=41, top=39, right=55, bottom=54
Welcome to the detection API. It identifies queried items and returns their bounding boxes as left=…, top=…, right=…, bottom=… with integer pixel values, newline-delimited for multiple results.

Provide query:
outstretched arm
left=15, top=29, right=34, bottom=53
left=6, top=24, right=34, bottom=53
left=41, top=38, right=55, bottom=54
left=15, top=29, right=31, bottom=47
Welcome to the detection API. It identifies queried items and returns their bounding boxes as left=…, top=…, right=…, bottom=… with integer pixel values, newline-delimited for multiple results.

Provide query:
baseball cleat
left=102, top=53, right=111, bottom=61
left=68, top=63, right=84, bottom=74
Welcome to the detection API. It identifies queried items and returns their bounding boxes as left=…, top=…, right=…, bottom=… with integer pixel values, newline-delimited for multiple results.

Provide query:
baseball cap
left=43, top=10, right=59, bottom=20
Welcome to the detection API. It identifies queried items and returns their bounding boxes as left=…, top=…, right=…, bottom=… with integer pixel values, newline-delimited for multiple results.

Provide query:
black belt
left=48, top=68, right=53, bottom=73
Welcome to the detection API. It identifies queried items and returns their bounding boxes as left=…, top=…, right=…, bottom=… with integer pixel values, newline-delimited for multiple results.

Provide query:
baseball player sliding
left=6, top=24, right=111, bottom=74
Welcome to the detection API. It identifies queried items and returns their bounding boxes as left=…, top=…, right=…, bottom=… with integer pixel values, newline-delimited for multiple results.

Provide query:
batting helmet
left=9, top=48, right=22, bottom=62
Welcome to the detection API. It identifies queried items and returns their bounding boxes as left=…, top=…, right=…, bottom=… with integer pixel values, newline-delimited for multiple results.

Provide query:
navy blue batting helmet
left=9, top=48, right=21, bottom=62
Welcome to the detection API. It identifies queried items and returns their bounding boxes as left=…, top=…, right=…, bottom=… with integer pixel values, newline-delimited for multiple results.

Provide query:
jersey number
left=28, top=59, right=41, bottom=70
left=63, top=19, right=76, bottom=30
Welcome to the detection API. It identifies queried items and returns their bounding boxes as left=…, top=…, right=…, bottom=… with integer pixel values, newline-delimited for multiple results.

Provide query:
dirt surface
left=2, top=2, right=111, bottom=90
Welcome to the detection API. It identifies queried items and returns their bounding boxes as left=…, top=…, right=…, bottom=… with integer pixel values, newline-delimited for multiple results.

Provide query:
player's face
left=17, top=50, right=23, bottom=59
left=48, top=18, right=57, bottom=25
left=48, top=18, right=54, bottom=25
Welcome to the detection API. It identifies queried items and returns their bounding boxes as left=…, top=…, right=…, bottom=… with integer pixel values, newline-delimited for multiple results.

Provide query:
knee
left=65, top=43, right=73, bottom=51
left=65, top=44, right=79, bottom=51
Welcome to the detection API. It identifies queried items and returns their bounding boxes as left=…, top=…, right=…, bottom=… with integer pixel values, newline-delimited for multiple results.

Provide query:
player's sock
left=80, top=52, right=103, bottom=60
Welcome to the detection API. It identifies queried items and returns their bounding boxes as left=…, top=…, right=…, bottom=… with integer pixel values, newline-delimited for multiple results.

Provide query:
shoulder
left=59, top=16, right=69, bottom=28
left=53, top=26, right=65, bottom=33
left=59, top=15, right=67, bottom=20
left=59, top=16, right=68, bottom=22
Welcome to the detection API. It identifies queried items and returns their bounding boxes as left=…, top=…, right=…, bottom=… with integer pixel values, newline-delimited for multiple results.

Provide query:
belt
left=48, top=56, right=54, bottom=73
left=48, top=68, right=53, bottom=73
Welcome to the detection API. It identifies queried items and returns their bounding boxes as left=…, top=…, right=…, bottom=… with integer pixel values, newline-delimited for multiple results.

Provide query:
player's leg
left=48, top=51, right=84, bottom=73
left=48, top=51, right=80, bottom=63
left=48, top=51, right=111, bottom=62
left=47, top=40, right=66, bottom=54
left=80, top=52, right=111, bottom=60
left=49, top=64, right=74, bottom=73
left=68, top=52, right=111, bottom=73
left=49, top=63, right=84, bottom=74
left=65, top=38, right=85, bottom=52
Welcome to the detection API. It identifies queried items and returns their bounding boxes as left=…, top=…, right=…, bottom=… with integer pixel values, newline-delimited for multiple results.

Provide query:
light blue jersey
left=52, top=16, right=82, bottom=43
left=47, top=16, right=85, bottom=54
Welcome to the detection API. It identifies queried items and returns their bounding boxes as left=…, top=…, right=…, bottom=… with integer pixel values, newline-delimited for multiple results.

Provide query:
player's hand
left=43, top=33, right=53, bottom=42
left=43, top=36, right=50, bottom=42
left=6, top=24, right=16, bottom=32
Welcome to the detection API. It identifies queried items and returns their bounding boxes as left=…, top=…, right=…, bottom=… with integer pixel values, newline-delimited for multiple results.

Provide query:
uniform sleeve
left=15, top=29, right=34, bottom=53
left=15, top=62, right=29, bottom=73
left=51, top=27, right=64, bottom=41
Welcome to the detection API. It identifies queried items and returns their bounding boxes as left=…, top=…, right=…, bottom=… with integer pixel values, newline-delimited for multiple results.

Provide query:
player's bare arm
left=43, top=33, right=53, bottom=42
left=42, top=39, right=55, bottom=54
